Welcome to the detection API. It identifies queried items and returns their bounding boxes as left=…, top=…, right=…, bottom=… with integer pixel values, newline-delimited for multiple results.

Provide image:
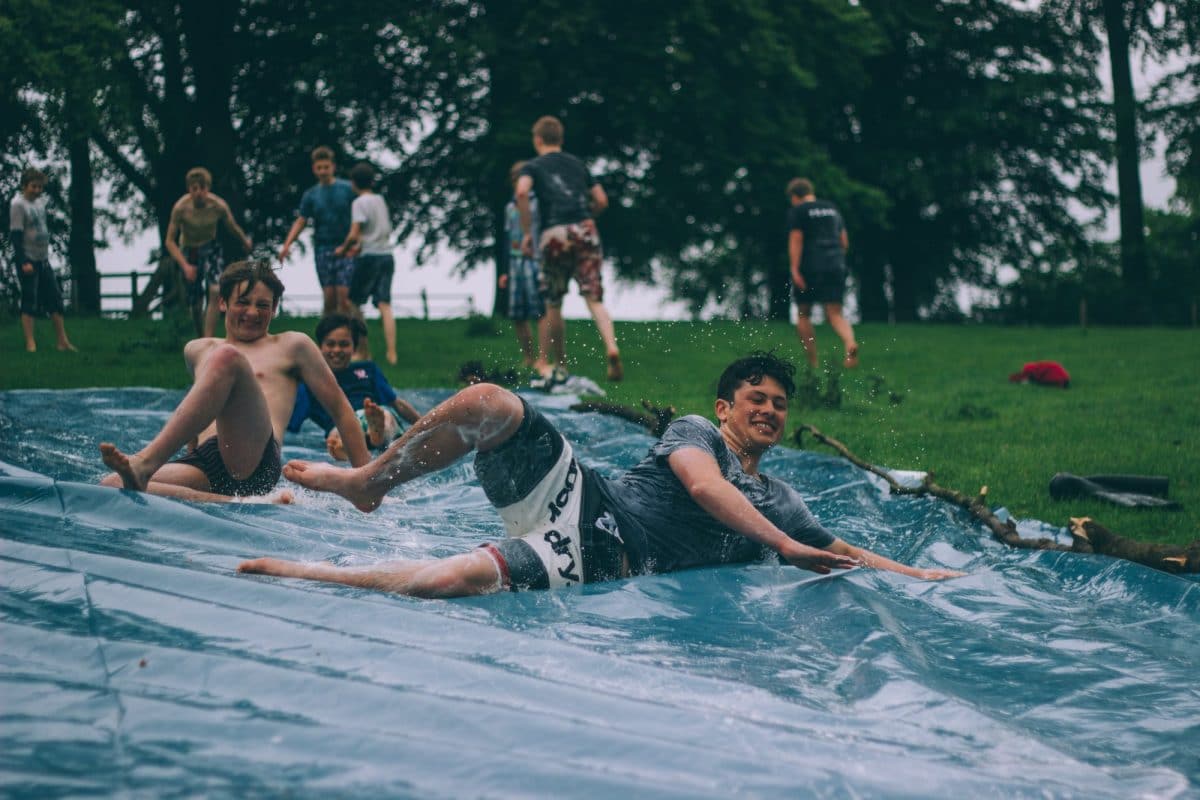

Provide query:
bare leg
left=202, top=284, right=222, bottom=338
left=542, top=304, right=567, bottom=375
left=20, top=314, right=36, bottom=352
left=321, top=286, right=337, bottom=316
left=283, top=382, right=524, bottom=512
left=583, top=297, right=622, bottom=381
left=824, top=303, right=859, bottom=368
left=795, top=304, right=819, bottom=368
left=51, top=313, right=76, bottom=351
left=189, top=297, right=204, bottom=338
left=238, top=547, right=504, bottom=598
left=512, top=319, right=535, bottom=366
left=98, top=344, right=273, bottom=493
left=532, top=315, right=551, bottom=375
left=378, top=301, right=397, bottom=365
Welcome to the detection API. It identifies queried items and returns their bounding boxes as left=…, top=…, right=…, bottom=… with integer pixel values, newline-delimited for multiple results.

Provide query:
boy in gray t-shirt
left=338, top=162, right=397, bottom=365
left=9, top=168, right=75, bottom=353
left=240, top=352, right=964, bottom=597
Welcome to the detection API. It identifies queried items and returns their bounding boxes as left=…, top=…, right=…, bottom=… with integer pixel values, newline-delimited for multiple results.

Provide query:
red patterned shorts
left=538, top=222, right=604, bottom=305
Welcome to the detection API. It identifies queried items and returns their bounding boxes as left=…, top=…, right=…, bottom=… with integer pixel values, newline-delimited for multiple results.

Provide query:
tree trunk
left=181, top=0, right=244, bottom=217
left=1102, top=0, right=1149, bottom=322
left=66, top=90, right=99, bottom=315
left=853, top=245, right=891, bottom=323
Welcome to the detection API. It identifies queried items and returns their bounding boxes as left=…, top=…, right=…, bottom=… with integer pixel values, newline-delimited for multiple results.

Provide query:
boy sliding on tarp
left=241, top=352, right=962, bottom=595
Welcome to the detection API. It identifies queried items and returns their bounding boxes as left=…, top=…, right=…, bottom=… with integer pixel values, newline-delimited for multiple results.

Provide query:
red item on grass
left=1008, top=361, right=1070, bottom=388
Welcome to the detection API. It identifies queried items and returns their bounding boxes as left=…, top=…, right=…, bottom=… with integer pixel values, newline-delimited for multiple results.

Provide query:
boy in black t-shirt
left=787, top=178, right=859, bottom=369
left=515, top=116, right=624, bottom=383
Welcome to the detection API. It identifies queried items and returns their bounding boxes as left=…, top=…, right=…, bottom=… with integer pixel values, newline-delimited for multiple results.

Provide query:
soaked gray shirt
left=599, top=415, right=835, bottom=575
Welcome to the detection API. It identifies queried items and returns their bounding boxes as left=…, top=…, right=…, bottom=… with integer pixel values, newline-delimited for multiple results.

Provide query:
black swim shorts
left=170, top=435, right=282, bottom=497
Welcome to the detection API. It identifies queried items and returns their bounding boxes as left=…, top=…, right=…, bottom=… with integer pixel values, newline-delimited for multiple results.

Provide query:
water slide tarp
left=1, top=388, right=1197, bottom=798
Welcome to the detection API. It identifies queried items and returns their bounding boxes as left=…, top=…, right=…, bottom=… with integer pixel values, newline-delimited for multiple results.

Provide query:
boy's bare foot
left=99, top=443, right=150, bottom=491
left=386, top=350, right=398, bottom=365
left=607, top=353, right=624, bottom=382
left=57, top=341, right=78, bottom=352
left=844, top=345, right=859, bottom=369
left=363, top=398, right=388, bottom=448
left=282, top=459, right=385, bottom=512
left=325, top=431, right=349, bottom=461
left=25, top=343, right=36, bottom=353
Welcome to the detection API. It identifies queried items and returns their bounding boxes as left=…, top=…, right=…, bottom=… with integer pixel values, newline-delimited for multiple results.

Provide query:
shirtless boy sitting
left=99, top=260, right=371, bottom=502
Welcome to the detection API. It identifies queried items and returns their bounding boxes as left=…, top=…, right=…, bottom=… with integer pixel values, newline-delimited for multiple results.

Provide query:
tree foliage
left=2, top=0, right=1195, bottom=323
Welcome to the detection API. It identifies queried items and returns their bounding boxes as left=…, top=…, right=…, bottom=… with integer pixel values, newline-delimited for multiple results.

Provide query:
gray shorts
left=474, top=400, right=626, bottom=590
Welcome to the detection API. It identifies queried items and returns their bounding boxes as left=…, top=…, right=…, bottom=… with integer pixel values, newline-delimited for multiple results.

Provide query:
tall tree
left=833, top=0, right=1110, bottom=322
left=393, top=0, right=883, bottom=320
left=0, top=0, right=124, bottom=314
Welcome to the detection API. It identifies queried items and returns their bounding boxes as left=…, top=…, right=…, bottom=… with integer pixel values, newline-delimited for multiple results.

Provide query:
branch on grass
left=571, top=400, right=676, bottom=437
left=796, top=424, right=1200, bottom=574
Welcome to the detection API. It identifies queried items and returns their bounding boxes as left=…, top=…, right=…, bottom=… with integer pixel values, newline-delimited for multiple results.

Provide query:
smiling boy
left=240, top=351, right=961, bottom=595
left=99, top=261, right=369, bottom=502
left=287, top=313, right=420, bottom=461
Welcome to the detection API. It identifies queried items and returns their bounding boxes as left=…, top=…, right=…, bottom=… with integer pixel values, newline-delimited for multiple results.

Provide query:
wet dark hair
left=716, top=350, right=797, bottom=401
left=349, top=162, right=375, bottom=190
left=218, top=260, right=285, bottom=306
left=20, top=167, right=47, bottom=189
left=315, top=313, right=367, bottom=347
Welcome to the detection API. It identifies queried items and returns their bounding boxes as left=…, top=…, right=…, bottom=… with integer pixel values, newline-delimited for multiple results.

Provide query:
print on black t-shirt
left=787, top=200, right=846, bottom=274
left=519, top=152, right=596, bottom=230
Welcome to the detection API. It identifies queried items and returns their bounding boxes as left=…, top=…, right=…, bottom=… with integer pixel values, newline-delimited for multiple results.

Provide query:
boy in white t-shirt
left=336, top=162, right=397, bottom=364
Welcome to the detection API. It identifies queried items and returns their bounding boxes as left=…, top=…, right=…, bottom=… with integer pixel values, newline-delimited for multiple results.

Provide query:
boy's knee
left=204, top=343, right=251, bottom=371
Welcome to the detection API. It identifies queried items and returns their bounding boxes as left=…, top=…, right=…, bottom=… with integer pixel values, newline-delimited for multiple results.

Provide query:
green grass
left=3, top=313, right=1197, bottom=545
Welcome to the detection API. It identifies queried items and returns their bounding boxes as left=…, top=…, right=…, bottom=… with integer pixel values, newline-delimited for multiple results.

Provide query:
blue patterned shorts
left=315, top=247, right=356, bottom=289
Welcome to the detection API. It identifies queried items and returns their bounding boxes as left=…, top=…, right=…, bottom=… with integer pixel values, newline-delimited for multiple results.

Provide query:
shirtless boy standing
left=99, top=260, right=370, bottom=502
left=164, top=167, right=253, bottom=337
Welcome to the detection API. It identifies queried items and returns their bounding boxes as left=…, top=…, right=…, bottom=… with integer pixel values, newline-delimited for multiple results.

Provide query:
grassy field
left=3, top=312, right=1197, bottom=545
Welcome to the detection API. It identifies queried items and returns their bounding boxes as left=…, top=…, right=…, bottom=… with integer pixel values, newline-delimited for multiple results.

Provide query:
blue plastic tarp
left=1, top=388, right=1197, bottom=798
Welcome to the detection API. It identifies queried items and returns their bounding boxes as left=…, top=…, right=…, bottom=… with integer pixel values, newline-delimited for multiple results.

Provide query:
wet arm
left=220, top=202, right=252, bottom=252
left=164, top=216, right=188, bottom=272
left=589, top=183, right=608, bottom=217
left=336, top=221, right=362, bottom=255
left=668, top=448, right=855, bottom=573
left=825, top=539, right=963, bottom=580
left=279, top=217, right=307, bottom=260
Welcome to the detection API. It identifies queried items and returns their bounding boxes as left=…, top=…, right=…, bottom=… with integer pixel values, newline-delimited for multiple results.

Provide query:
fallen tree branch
left=796, top=424, right=1200, bottom=574
left=571, top=400, right=676, bottom=437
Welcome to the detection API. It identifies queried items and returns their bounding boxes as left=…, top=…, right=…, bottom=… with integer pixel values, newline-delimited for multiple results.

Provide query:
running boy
left=279, top=146, right=357, bottom=316
left=9, top=167, right=76, bottom=353
left=164, top=167, right=253, bottom=337
left=338, top=162, right=397, bottom=364
left=288, top=313, right=420, bottom=461
left=787, top=178, right=858, bottom=369
left=516, top=115, right=623, bottom=382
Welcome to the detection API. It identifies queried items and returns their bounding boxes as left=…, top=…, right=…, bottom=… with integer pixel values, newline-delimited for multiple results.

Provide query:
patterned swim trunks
left=538, top=222, right=604, bottom=305
left=315, top=246, right=357, bottom=289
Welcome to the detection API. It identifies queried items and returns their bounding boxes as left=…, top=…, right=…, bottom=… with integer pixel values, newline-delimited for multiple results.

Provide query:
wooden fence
left=95, top=270, right=475, bottom=319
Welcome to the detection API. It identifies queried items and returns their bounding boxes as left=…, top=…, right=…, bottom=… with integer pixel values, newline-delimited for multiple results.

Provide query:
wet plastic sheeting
left=1, top=388, right=1197, bottom=798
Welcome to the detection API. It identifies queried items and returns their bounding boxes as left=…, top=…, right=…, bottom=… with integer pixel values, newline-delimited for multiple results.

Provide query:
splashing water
left=1, top=388, right=1197, bottom=798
